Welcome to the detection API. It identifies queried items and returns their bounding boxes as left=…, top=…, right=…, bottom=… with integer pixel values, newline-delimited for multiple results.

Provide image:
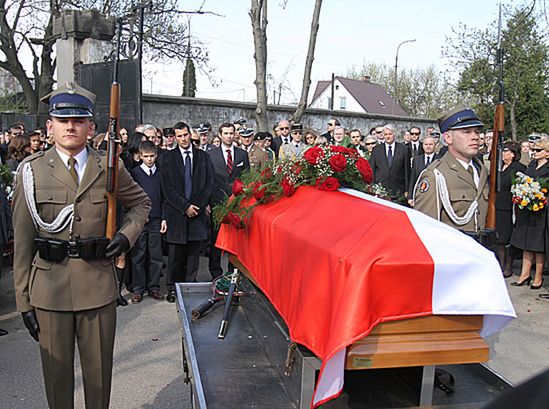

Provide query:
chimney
left=362, top=75, right=371, bottom=82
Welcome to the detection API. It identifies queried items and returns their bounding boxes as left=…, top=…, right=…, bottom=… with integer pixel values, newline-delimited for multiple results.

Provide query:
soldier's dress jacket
left=246, top=145, right=269, bottom=171
left=13, top=148, right=151, bottom=313
left=279, top=142, right=308, bottom=161
left=413, top=152, right=489, bottom=233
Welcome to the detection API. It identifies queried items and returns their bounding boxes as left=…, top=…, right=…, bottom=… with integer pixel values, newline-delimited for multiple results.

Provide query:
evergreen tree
left=182, top=57, right=197, bottom=97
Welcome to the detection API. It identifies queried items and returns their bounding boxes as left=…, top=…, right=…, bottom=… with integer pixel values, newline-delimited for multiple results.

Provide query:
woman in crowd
left=510, top=139, right=549, bottom=289
left=212, top=135, right=221, bottom=148
left=29, top=132, right=43, bottom=154
left=6, top=134, right=31, bottom=172
left=496, top=141, right=526, bottom=277
left=304, top=129, right=318, bottom=147
left=123, top=132, right=145, bottom=171
left=363, top=135, right=377, bottom=160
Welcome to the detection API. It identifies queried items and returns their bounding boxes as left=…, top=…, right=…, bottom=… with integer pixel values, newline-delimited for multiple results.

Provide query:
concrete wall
left=143, top=94, right=437, bottom=138
left=1, top=94, right=437, bottom=138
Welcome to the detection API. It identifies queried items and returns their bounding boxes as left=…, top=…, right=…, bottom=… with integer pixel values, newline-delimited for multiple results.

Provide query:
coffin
left=218, top=186, right=515, bottom=406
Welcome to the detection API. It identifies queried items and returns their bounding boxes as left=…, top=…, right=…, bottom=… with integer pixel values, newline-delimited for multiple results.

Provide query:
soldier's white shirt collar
left=56, top=147, right=88, bottom=182
left=455, top=157, right=479, bottom=187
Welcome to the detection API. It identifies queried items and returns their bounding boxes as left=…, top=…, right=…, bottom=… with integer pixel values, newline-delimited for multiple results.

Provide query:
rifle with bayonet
left=106, top=18, right=127, bottom=306
left=483, top=3, right=504, bottom=251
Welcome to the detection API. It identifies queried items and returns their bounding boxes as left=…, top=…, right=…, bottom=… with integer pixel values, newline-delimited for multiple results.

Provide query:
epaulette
left=20, top=150, right=44, bottom=165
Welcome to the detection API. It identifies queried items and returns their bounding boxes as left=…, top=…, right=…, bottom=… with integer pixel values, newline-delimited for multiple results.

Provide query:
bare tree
left=0, top=0, right=217, bottom=113
left=249, top=0, right=268, bottom=131
left=292, top=0, right=322, bottom=122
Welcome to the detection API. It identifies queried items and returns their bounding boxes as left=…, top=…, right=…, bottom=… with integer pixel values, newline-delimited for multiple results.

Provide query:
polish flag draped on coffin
left=216, top=186, right=516, bottom=408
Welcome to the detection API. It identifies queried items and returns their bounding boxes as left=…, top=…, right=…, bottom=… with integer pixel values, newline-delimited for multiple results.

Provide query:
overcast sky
left=145, top=0, right=508, bottom=103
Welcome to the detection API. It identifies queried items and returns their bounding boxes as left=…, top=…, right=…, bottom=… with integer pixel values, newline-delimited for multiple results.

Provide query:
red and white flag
left=216, top=186, right=516, bottom=408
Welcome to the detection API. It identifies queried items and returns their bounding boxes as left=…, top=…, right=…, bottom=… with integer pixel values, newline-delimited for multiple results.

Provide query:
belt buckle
left=67, top=240, right=79, bottom=258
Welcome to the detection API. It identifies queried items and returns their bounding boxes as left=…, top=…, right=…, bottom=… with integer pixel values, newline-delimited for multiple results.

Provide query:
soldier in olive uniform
left=279, top=123, right=308, bottom=161
left=240, top=127, right=269, bottom=171
left=413, top=105, right=489, bottom=235
left=12, top=82, right=151, bottom=409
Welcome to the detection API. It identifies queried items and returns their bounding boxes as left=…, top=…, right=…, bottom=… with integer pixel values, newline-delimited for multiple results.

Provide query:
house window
left=327, top=97, right=332, bottom=109
left=335, top=85, right=339, bottom=90
left=339, top=97, right=346, bottom=110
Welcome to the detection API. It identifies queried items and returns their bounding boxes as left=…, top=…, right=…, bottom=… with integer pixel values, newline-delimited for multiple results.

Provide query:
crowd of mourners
left=0, top=116, right=548, bottom=318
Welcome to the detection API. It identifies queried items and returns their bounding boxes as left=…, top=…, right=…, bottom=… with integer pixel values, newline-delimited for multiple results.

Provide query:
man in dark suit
left=160, top=122, right=213, bottom=302
left=368, top=124, right=411, bottom=199
left=407, top=126, right=424, bottom=158
left=408, top=135, right=438, bottom=205
left=321, top=118, right=340, bottom=144
left=271, top=119, right=291, bottom=158
left=208, top=122, right=250, bottom=278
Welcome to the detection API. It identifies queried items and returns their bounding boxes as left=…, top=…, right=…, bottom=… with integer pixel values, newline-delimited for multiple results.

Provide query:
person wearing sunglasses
left=414, top=105, right=489, bottom=240
left=510, top=139, right=549, bottom=290
left=407, top=126, right=424, bottom=158
left=363, top=136, right=377, bottom=160
left=271, top=119, right=291, bottom=158
left=321, top=118, right=339, bottom=144
left=279, top=123, right=307, bottom=161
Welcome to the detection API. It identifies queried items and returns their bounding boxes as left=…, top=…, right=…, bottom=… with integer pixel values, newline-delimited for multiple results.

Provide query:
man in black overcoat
left=160, top=121, right=214, bottom=302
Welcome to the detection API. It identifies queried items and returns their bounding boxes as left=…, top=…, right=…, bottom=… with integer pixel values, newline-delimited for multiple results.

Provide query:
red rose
left=348, top=148, right=359, bottom=159
left=225, top=212, right=244, bottom=229
left=329, top=154, right=347, bottom=172
left=232, top=179, right=244, bottom=196
left=316, top=176, right=340, bottom=191
left=281, top=177, right=296, bottom=197
left=330, top=145, right=349, bottom=154
left=253, top=182, right=266, bottom=201
left=304, top=146, right=325, bottom=165
left=261, top=167, right=273, bottom=179
left=291, top=162, right=303, bottom=175
left=356, top=157, right=373, bottom=183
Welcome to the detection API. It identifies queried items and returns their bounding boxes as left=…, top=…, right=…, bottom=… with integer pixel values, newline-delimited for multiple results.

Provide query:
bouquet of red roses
left=213, top=145, right=383, bottom=229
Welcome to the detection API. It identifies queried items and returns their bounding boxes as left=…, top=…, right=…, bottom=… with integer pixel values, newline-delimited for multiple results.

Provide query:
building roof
left=311, top=76, right=408, bottom=117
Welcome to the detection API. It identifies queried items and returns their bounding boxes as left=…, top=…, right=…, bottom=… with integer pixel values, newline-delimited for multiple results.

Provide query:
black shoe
left=166, top=291, right=176, bottom=303
left=0, top=328, right=8, bottom=336
left=530, top=278, right=544, bottom=290
left=511, top=277, right=532, bottom=286
left=117, top=295, right=128, bottom=307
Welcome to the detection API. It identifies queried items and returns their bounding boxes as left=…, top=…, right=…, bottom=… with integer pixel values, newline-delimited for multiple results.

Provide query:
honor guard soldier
left=413, top=105, right=489, bottom=237
left=12, top=82, right=151, bottom=409
left=279, top=123, right=307, bottom=160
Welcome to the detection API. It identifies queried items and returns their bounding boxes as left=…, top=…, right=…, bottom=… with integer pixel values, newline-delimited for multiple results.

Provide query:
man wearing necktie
left=408, top=136, right=438, bottom=205
left=414, top=105, right=489, bottom=235
left=368, top=124, right=411, bottom=199
left=279, top=123, right=307, bottom=161
left=160, top=122, right=214, bottom=302
left=208, top=123, right=250, bottom=278
left=12, top=82, right=150, bottom=409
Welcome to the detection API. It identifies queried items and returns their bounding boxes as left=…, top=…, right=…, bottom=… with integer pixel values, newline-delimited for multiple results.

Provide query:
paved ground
left=1, top=256, right=548, bottom=409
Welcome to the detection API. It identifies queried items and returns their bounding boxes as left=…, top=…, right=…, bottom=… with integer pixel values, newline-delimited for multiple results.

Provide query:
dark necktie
left=467, top=164, right=475, bottom=186
left=425, top=155, right=431, bottom=166
left=149, top=168, right=153, bottom=176
left=226, top=149, right=233, bottom=174
left=184, top=151, right=192, bottom=199
left=68, top=157, right=78, bottom=186
left=413, top=145, right=417, bottom=155
left=387, top=145, right=393, bottom=166
left=284, top=137, right=288, bottom=145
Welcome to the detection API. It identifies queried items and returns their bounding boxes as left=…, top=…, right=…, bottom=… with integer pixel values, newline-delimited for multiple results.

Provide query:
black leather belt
left=34, top=237, right=110, bottom=262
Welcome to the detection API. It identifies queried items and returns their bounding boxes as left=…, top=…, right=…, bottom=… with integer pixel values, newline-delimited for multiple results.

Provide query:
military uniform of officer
left=241, top=128, right=269, bottom=171
left=413, top=106, right=489, bottom=234
left=12, top=82, right=150, bottom=409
